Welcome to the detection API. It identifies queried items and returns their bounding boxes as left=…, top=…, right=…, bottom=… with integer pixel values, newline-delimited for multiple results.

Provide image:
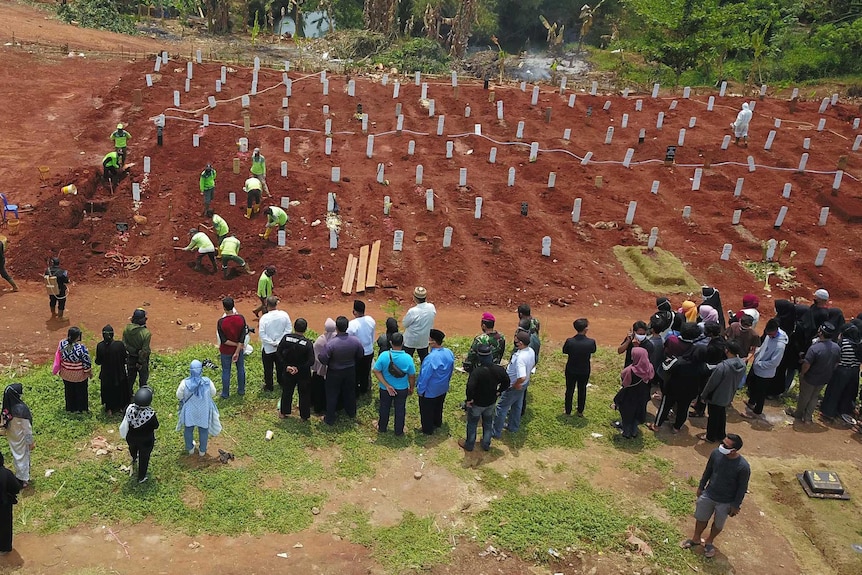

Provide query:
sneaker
left=138, top=476, right=148, bottom=484
left=199, top=451, right=207, bottom=457
left=188, top=449, right=195, bottom=455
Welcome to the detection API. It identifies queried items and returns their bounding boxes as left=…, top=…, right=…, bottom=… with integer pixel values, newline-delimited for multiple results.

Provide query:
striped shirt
left=839, top=338, right=861, bottom=368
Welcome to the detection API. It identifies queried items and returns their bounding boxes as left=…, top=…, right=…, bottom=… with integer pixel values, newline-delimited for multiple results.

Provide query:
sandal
left=646, top=423, right=658, bottom=432
left=680, top=538, right=700, bottom=550
left=704, top=543, right=716, bottom=558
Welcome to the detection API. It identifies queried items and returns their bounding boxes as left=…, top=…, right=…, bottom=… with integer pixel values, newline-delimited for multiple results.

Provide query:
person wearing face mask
left=740, top=319, right=787, bottom=419
left=681, top=433, right=750, bottom=559
left=617, top=320, right=654, bottom=367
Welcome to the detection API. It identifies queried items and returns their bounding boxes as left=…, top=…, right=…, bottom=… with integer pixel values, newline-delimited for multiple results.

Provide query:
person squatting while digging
left=243, top=177, right=263, bottom=219
left=203, top=210, right=229, bottom=245
left=259, top=206, right=288, bottom=242
left=681, top=434, right=750, bottom=559
left=120, top=387, right=159, bottom=484
left=218, top=235, right=255, bottom=279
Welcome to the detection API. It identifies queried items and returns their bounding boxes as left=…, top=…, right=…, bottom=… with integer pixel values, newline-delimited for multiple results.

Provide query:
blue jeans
left=465, top=403, right=495, bottom=450
left=220, top=352, right=246, bottom=397
left=493, top=386, right=526, bottom=437
left=184, top=426, right=209, bottom=454
left=378, top=387, right=409, bottom=435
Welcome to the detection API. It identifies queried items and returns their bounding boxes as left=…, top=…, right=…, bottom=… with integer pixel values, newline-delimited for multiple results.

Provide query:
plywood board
left=355, top=244, right=369, bottom=293
left=366, top=239, right=381, bottom=288
left=341, top=253, right=356, bottom=294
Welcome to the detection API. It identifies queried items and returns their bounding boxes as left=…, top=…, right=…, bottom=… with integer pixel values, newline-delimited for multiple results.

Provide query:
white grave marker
left=229, top=192, right=236, bottom=206
left=208, top=96, right=216, bottom=108
left=764, top=130, right=776, bottom=150
left=377, top=163, right=385, bottom=184
left=765, top=239, right=778, bottom=261
left=465, top=105, right=471, bottom=117
left=720, top=81, right=727, bottom=97
left=591, top=81, right=598, bottom=96
left=647, top=227, right=658, bottom=250
left=541, top=236, right=551, bottom=257
left=508, top=167, right=516, bottom=186
left=623, top=148, right=634, bottom=168
left=605, top=127, right=614, bottom=144
left=656, top=112, right=664, bottom=129
left=173, top=91, right=180, bottom=107
left=669, top=100, right=678, bottom=110
left=581, top=152, right=593, bottom=165
left=393, top=231, right=404, bottom=251
left=325, top=138, right=332, bottom=156
left=803, top=138, right=811, bottom=150
left=568, top=94, right=576, bottom=107
left=408, top=140, right=415, bottom=155
left=366, top=135, right=374, bottom=158
left=530, top=142, right=539, bottom=162
left=415, top=71, right=421, bottom=85
left=819, top=207, right=829, bottom=226
left=436, top=115, right=445, bottom=136
left=853, top=135, right=862, bottom=151
left=143, top=156, right=151, bottom=173
left=734, top=178, right=744, bottom=197
left=446, top=141, right=454, bottom=158
left=689, top=117, right=697, bottom=128
left=281, top=161, right=288, bottom=177
left=817, top=119, right=826, bottom=132
left=682, top=206, right=692, bottom=220
left=531, top=86, right=540, bottom=106
left=284, top=137, right=291, bottom=153
left=146, top=74, right=152, bottom=87
left=833, top=170, right=844, bottom=190
left=132, top=183, right=140, bottom=201
left=621, top=114, right=628, bottom=128
left=819, top=97, right=829, bottom=113
left=798, top=153, right=809, bottom=172
left=459, top=168, right=467, bottom=187
left=692, top=168, right=702, bottom=190
left=425, top=189, right=434, bottom=211
left=707, top=96, right=714, bottom=111
left=548, top=172, right=556, bottom=188
left=774, top=206, right=788, bottom=228
left=563, top=128, right=572, bottom=140
left=572, top=198, right=582, bottom=223
left=416, top=165, right=423, bottom=185
left=331, top=167, right=341, bottom=182
left=421, top=83, right=428, bottom=100
left=489, top=147, right=497, bottom=163
left=635, top=99, right=643, bottom=112
left=277, top=230, right=286, bottom=247
left=475, top=197, right=483, bottom=219
left=721, top=244, right=732, bottom=260
left=652, top=83, right=660, bottom=98
left=516, top=121, right=525, bottom=139
left=651, top=181, right=660, bottom=195
left=392, top=81, right=400, bottom=99
left=347, top=80, right=355, bottom=97
left=678, top=128, right=686, bottom=146
left=732, top=210, right=741, bottom=225
left=497, top=101, right=504, bottom=120
left=721, top=135, right=731, bottom=150
left=683, top=87, right=691, bottom=98
left=747, top=156, right=756, bottom=172
left=625, top=201, right=637, bottom=225
left=443, top=227, right=453, bottom=249
left=192, top=134, right=199, bottom=147
left=815, top=248, right=828, bottom=267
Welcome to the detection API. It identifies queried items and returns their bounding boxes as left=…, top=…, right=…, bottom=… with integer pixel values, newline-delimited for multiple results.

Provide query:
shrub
left=375, top=37, right=451, bottom=74
left=57, top=0, right=137, bottom=35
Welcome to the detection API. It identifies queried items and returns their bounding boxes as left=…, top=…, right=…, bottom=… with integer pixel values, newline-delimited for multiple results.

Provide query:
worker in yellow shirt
left=199, top=164, right=216, bottom=215
left=260, top=206, right=288, bottom=241
left=179, top=228, right=218, bottom=273
left=203, top=209, right=230, bottom=244
left=110, top=124, right=131, bottom=165
left=103, top=151, right=122, bottom=185
left=218, top=235, right=255, bottom=279
left=252, top=266, right=277, bottom=318
left=250, top=148, right=269, bottom=195
left=244, top=177, right=263, bottom=219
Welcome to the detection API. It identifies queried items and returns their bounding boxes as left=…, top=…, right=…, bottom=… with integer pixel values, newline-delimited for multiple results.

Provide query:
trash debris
left=276, top=552, right=290, bottom=558
left=414, top=471, right=423, bottom=480
left=590, top=433, right=604, bottom=438
left=625, top=528, right=654, bottom=557
left=293, top=543, right=304, bottom=548
left=217, top=449, right=235, bottom=464
left=311, top=506, right=321, bottom=515
left=548, top=548, right=561, bottom=558
left=44, top=469, right=55, bottom=478
left=189, top=541, right=201, bottom=549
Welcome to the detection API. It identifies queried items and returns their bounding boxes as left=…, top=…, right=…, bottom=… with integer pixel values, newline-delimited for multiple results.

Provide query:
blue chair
left=1, top=193, right=18, bottom=222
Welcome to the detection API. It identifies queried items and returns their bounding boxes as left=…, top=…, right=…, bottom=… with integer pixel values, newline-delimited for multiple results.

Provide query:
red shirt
left=218, top=314, right=247, bottom=355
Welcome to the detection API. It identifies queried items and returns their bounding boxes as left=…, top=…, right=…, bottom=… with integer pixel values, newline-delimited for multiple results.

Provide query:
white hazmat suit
left=731, top=102, right=753, bottom=141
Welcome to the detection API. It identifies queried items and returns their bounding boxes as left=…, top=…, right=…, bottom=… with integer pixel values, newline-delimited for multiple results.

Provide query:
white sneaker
left=199, top=451, right=206, bottom=457
left=188, top=449, right=195, bottom=455
left=138, top=476, right=148, bottom=484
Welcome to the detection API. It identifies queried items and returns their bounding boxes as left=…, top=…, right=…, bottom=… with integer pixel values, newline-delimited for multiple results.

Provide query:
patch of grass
left=613, top=246, right=702, bottom=293
left=326, top=505, right=452, bottom=571
left=375, top=38, right=451, bottom=74
left=477, top=482, right=692, bottom=568
left=656, top=483, right=692, bottom=517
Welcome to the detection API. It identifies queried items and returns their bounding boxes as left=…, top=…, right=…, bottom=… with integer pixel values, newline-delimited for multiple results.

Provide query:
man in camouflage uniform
left=463, top=312, right=506, bottom=373
left=518, top=303, right=541, bottom=336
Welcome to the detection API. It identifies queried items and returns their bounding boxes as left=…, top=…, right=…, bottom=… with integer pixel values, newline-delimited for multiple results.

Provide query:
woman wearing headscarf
left=119, top=387, right=159, bottom=484
left=311, top=318, right=337, bottom=414
left=57, top=326, right=92, bottom=413
left=2, top=385, right=33, bottom=488
left=700, top=286, right=725, bottom=330
left=697, top=305, right=719, bottom=330
left=0, top=451, right=22, bottom=555
left=732, top=294, right=760, bottom=328
left=176, top=360, right=220, bottom=457
left=613, top=347, right=655, bottom=439
left=376, top=317, right=399, bottom=356
left=95, top=324, right=129, bottom=416
left=680, top=301, right=699, bottom=323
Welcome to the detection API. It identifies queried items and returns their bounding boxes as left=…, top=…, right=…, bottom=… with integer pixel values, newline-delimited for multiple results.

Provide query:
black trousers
left=705, top=404, right=727, bottom=442
left=747, top=371, right=770, bottom=414
left=324, top=367, right=356, bottom=425
left=654, top=389, right=698, bottom=429
left=127, top=357, right=149, bottom=388
left=195, top=252, right=217, bottom=270
left=128, top=437, right=155, bottom=481
left=404, top=346, right=429, bottom=361
left=310, top=373, right=327, bottom=414
left=565, top=372, right=590, bottom=414
left=63, top=379, right=89, bottom=412
left=418, top=393, right=446, bottom=434
left=281, top=377, right=311, bottom=420
left=49, top=294, right=67, bottom=312
left=355, top=353, right=373, bottom=395
left=262, top=350, right=284, bottom=391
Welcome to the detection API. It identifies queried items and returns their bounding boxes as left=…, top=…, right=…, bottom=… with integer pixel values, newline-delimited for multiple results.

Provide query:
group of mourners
left=602, top=286, right=862, bottom=443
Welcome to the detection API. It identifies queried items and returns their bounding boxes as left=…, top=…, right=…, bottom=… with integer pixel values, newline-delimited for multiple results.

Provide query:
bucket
left=62, top=184, right=77, bottom=195
left=238, top=137, right=249, bottom=153
left=0, top=235, right=6, bottom=248
left=6, top=220, right=20, bottom=235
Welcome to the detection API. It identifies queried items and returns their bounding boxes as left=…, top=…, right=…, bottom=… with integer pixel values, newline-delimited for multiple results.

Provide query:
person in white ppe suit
left=730, top=103, right=753, bottom=145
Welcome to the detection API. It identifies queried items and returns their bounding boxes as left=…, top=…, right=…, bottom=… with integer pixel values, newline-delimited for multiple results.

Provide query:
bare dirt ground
left=1, top=3, right=862, bottom=575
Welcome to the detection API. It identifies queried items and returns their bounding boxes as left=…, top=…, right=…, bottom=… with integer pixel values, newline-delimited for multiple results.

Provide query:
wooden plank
left=366, top=239, right=381, bottom=288
left=355, top=245, right=369, bottom=293
left=341, top=254, right=356, bottom=294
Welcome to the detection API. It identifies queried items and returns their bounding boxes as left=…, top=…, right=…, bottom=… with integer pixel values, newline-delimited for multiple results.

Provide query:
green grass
left=613, top=245, right=702, bottom=294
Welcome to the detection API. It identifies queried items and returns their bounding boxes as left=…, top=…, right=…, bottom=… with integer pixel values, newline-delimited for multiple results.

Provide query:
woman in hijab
left=95, top=325, right=129, bottom=416
left=697, top=305, right=719, bottom=329
left=700, top=286, right=725, bottom=330
left=0, top=451, right=21, bottom=555
left=311, top=318, right=337, bottom=414
left=732, top=294, right=760, bottom=328
left=176, top=360, right=220, bottom=457
left=376, top=317, right=400, bottom=356
left=2, top=385, right=33, bottom=488
left=120, top=387, right=159, bottom=484
left=680, top=301, right=699, bottom=323
left=57, top=326, right=92, bottom=413
left=614, top=347, right=655, bottom=439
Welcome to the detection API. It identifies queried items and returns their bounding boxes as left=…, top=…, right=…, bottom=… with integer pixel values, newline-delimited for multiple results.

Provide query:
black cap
left=429, top=329, right=445, bottom=344
left=476, top=343, right=492, bottom=356
left=820, top=322, right=837, bottom=338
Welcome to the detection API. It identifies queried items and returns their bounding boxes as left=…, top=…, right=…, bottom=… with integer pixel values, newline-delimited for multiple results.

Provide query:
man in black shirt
left=276, top=318, right=315, bottom=421
left=681, top=433, right=750, bottom=559
left=562, top=318, right=597, bottom=416
left=459, top=344, right=509, bottom=452
left=45, top=257, right=70, bottom=319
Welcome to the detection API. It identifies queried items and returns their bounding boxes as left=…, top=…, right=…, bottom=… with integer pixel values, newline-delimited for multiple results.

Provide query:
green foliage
left=251, top=11, right=261, bottom=46
left=331, top=0, right=364, bottom=29
left=656, top=483, right=692, bottom=517
left=57, top=0, right=137, bottom=35
left=375, top=37, right=451, bottom=73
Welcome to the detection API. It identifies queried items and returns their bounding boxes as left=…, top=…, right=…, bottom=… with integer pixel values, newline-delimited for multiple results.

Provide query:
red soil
left=4, top=48, right=862, bottom=320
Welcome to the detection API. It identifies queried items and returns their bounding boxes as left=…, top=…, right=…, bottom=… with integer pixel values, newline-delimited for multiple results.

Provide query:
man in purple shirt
left=318, top=316, right=365, bottom=425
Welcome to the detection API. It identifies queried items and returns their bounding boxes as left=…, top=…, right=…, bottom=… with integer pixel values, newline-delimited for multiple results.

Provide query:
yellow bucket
left=6, top=220, right=20, bottom=235
left=62, top=184, right=77, bottom=195
left=0, top=235, right=6, bottom=248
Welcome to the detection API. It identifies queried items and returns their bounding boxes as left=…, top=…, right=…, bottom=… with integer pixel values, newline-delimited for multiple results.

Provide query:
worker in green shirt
left=252, top=266, right=277, bottom=318
left=103, top=151, right=121, bottom=185
left=203, top=209, right=230, bottom=244
left=110, top=123, right=130, bottom=164
left=179, top=228, right=217, bottom=273
left=199, top=163, right=217, bottom=215
left=218, top=235, right=255, bottom=279
left=244, top=177, right=263, bottom=219
left=260, top=206, right=288, bottom=241
left=250, top=148, right=269, bottom=194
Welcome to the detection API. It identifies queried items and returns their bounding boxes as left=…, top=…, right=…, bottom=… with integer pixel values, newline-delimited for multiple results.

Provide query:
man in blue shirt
left=372, top=332, right=416, bottom=436
left=416, top=329, right=455, bottom=435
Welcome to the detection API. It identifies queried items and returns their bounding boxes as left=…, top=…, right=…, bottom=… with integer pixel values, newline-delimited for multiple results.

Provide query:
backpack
left=45, top=274, right=60, bottom=296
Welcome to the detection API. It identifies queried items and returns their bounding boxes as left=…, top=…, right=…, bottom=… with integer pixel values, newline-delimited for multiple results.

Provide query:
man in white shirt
left=258, top=296, right=292, bottom=391
left=402, top=286, right=437, bottom=361
left=492, top=331, right=537, bottom=437
left=347, top=299, right=376, bottom=395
